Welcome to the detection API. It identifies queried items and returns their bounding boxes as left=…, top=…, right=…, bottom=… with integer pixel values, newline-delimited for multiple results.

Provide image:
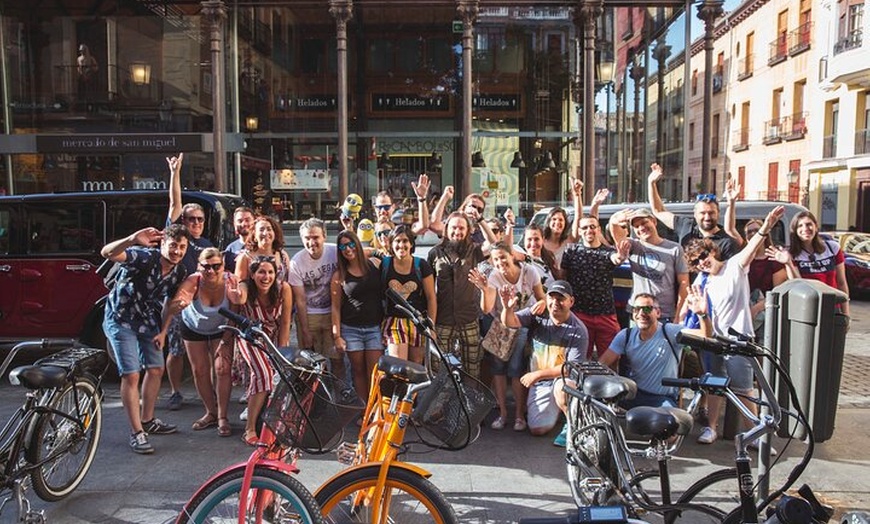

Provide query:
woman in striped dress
left=228, top=255, right=293, bottom=445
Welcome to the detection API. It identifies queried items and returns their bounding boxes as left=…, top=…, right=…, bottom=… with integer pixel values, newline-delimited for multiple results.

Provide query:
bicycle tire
left=315, top=465, right=458, bottom=524
left=566, top=395, right=616, bottom=506
left=27, top=375, right=103, bottom=502
left=177, top=466, right=323, bottom=524
left=666, top=467, right=738, bottom=523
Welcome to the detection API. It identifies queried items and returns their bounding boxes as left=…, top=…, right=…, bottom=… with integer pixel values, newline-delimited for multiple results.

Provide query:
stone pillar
left=456, top=0, right=478, bottom=200
left=574, top=0, right=603, bottom=202
left=629, top=62, right=645, bottom=203
left=652, top=39, right=671, bottom=167
left=202, top=0, right=227, bottom=193
left=697, top=0, right=724, bottom=193
left=329, top=0, right=353, bottom=198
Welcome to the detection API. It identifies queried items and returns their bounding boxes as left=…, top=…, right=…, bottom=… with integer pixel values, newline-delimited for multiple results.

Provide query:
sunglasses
left=338, top=241, right=357, bottom=251
left=490, top=228, right=503, bottom=234
left=255, top=255, right=276, bottom=264
left=376, top=229, right=392, bottom=238
left=695, top=193, right=718, bottom=203
left=468, top=205, right=485, bottom=213
left=375, top=204, right=392, bottom=211
left=185, top=215, right=206, bottom=223
left=632, top=305, right=657, bottom=314
left=689, top=250, right=710, bottom=267
left=200, top=262, right=223, bottom=272
left=580, top=224, right=599, bottom=231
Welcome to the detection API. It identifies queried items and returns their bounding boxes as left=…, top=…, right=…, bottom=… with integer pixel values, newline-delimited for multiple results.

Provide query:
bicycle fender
left=313, top=462, right=432, bottom=496
left=178, top=460, right=300, bottom=516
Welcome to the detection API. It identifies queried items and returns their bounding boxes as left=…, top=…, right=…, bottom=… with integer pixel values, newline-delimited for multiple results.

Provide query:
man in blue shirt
left=102, top=224, right=189, bottom=454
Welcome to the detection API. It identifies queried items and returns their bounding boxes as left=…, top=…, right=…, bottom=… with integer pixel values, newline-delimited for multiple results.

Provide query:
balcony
left=823, top=134, right=838, bottom=158
left=732, top=128, right=750, bottom=152
left=782, top=112, right=808, bottom=141
left=763, top=118, right=783, bottom=145
left=834, top=29, right=863, bottom=55
left=857, top=129, right=870, bottom=155
left=737, top=55, right=754, bottom=81
left=768, top=35, right=788, bottom=66
left=789, top=22, right=813, bottom=56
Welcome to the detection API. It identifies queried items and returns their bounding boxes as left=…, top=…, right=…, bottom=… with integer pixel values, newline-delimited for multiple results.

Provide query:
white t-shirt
left=287, top=244, right=338, bottom=315
left=700, top=257, right=753, bottom=338
left=487, top=262, right=540, bottom=319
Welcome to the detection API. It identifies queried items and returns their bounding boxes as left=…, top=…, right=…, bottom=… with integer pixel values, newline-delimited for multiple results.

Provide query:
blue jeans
left=620, top=389, right=679, bottom=410
left=103, top=320, right=164, bottom=375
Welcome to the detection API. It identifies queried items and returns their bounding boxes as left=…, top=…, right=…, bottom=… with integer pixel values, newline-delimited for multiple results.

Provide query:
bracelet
left=697, top=312, right=708, bottom=319
left=417, top=198, right=426, bottom=202
left=758, top=231, right=769, bottom=237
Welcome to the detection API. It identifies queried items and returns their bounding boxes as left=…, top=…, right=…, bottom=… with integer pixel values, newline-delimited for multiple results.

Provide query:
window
left=836, top=0, right=864, bottom=53
left=712, top=114, right=720, bottom=157
left=691, top=69, right=698, bottom=96
left=476, top=28, right=524, bottom=74
left=767, top=162, right=779, bottom=200
left=689, top=122, right=695, bottom=150
left=26, top=205, right=99, bottom=255
left=824, top=99, right=839, bottom=157
left=772, top=88, right=783, bottom=120
left=0, top=208, right=10, bottom=254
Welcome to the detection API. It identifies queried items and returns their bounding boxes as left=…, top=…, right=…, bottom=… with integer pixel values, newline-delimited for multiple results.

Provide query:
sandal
left=242, top=430, right=258, bottom=446
left=217, top=418, right=231, bottom=437
left=191, top=413, right=217, bottom=431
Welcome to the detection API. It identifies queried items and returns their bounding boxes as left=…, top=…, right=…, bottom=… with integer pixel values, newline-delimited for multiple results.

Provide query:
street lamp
left=596, top=60, right=615, bottom=85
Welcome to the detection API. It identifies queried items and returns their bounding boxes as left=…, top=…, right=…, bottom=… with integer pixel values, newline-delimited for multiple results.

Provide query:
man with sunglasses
left=647, top=163, right=739, bottom=260
left=430, top=187, right=490, bottom=244
left=372, top=173, right=430, bottom=235
left=165, top=153, right=216, bottom=411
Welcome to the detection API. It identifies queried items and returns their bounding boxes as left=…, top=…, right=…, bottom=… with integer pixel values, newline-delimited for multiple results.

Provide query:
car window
left=26, top=203, right=101, bottom=255
left=107, top=197, right=166, bottom=241
left=0, top=208, right=10, bottom=254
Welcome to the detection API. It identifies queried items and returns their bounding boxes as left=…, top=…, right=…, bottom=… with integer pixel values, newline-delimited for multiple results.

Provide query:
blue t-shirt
left=104, top=247, right=187, bottom=336
left=515, top=309, right=588, bottom=372
left=609, top=322, right=683, bottom=397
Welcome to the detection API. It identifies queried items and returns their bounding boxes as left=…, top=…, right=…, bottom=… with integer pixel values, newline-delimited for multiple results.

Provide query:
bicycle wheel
left=178, top=466, right=323, bottom=524
left=316, top=465, right=458, bottom=524
left=27, top=375, right=103, bottom=502
left=565, top=395, right=616, bottom=506
left=664, top=468, right=738, bottom=523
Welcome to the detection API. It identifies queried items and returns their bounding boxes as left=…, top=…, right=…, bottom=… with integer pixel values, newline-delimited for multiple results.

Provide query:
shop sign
left=472, top=95, right=521, bottom=111
left=287, top=95, right=337, bottom=112
left=372, top=94, right=449, bottom=112
left=270, top=168, right=330, bottom=191
left=36, top=134, right=202, bottom=153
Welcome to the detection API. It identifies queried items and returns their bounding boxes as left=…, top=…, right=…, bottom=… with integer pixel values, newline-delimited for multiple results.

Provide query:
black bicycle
left=0, top=339, right=109, bottom=523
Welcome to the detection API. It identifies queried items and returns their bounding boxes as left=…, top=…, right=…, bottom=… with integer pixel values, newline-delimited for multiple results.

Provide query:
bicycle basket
left=411, top=367, right=496, bottom=449
left=261, top=367, right=364, bottom=452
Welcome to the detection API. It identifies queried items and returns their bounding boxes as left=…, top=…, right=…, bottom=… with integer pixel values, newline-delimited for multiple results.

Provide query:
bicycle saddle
left=582, top=375, right=637, bottom=401
left=9, top=364, right=68, bottom=390
left=377, top=355, right=428, bottom=384
left=625, top=406, right=693, bottom=440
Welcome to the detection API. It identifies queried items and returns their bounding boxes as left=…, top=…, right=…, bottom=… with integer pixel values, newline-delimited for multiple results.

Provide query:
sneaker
left=748, top=438, right=778, bottom=456
left=553, top=423, right=568, bottom=447
left=167, top=391, right=183, bottom=411
left=239, top=407, right=248, bottom=422
left=490, top=416, right=505, bottom=430
left=697, top=426, right=718, bottom=444
left=142, top=418, right=178, bottom=435
left=695, top=407, right=710, bottom=427
left=238, top=393, right=248, bottom=405
left=130, top=431, right=154, bottom=454
left=513, top=418, right=527, bottom=432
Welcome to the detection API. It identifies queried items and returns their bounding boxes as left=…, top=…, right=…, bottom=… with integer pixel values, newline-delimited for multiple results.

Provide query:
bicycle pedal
left=24, top=510, right=46, bottom=524
left=335, top=441, right=358, bottom=465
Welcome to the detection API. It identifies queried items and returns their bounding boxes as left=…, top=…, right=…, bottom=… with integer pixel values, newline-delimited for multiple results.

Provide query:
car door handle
left=0, top=265, right=10, bottom=273
left=65, top=264, right=92, bottom=272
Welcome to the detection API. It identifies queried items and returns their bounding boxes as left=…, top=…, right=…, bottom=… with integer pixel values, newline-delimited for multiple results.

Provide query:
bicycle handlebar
left=675, top=331, right=761, bottom=357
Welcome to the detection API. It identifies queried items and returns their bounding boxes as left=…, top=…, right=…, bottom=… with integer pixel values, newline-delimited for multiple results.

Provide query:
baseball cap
left=630, top=208, right=655, bottom=224
left=547, top=280, right=573, bottom=298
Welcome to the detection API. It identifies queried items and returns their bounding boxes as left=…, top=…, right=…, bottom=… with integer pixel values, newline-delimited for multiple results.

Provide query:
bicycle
left=314, top=288, right=495, bottom=524
left=176, top=307, right=363, bottom=524
left=0, top=339, right=108, bottom=523
left=556, top=331, right=834, bottom=524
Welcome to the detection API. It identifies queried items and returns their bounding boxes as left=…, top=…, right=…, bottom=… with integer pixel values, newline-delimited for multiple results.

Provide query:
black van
left=0, top=190, right=245, bottom=348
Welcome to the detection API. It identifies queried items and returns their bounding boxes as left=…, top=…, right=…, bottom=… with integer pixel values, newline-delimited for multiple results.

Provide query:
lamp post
left=574, top=0, right=603, bottom=203
left=697, top=0, right=724, bottom=194
left=457, top=0, right=479, bottom=200
left=597, top=57, right=614, bottom=199
left=629, top=61, right=645, bottom=202
left=201, top=0, right=227, bottom=193
left=329, top=0, right=352, bottom=199
left=652, top=39, right=671, bottom=167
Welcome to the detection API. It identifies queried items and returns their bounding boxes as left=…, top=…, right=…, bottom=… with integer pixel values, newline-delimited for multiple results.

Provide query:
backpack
left=618, top=322, right=698, bottom=381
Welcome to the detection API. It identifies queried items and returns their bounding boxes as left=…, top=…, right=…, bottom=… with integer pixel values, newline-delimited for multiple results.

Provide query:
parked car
left=525, top=200, right=809, bottom=326
left=0, top=190, right=245, bottom=349
left=825, top=231, right=870, bottom=299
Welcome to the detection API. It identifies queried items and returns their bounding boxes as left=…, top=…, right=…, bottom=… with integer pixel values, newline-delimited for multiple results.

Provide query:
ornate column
left=697, top=0, right=724, bottom=193
left=652, top=39, right=671, bottom=167
left=456, top=0, right=478, bottom=199
left=629, top=62, right=645, bottom=202
left=330, top=0, right=353, bottom=198
left=202, top=0, right=227, bottom=192
left=574, top=0, right=603, bottom=202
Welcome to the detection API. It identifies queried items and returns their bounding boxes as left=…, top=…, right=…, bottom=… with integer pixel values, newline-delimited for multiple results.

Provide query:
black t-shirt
left=561, top=243, right=618, bottom=315
left=383, top=256, right=434, bottom=317
left=340, top=260, right=384, bottom=327
left=673, top=215, right=739, bottom=260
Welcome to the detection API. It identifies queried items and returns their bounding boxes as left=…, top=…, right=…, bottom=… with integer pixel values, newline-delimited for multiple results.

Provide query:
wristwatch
left=697, top=312, right=708, bottom=319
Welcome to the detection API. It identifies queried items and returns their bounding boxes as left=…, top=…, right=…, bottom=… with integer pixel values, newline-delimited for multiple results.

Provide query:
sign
left=36, top=134, right=202, bottom=153
left=287, top=95, right=337, bottom=112
left=372, top=94, right=449, bottom=112
left=270, top=168, right=330, bottom=191
left=472, top=95, right=521, bottom=111
left=452, top=20, right=463, bottom=33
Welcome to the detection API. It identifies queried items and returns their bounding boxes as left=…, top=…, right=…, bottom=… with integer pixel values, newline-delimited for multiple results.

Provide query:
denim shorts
left=701, top=352, right=754, bottom=391
left=488, top=326, right=530, bottom=378
left=103, top=320, right=164, bottom=375
left=341, top=323, right=383, bottom=351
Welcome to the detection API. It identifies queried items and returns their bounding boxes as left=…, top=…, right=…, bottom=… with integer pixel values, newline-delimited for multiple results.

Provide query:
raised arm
left=469, top=268, right=496, bottom=314
left=428, top=185, right=453, bottom=237
left=569, top=178, right=583, bottom=241
left=647, top=163, right=675, bottom=229
left=167, top=153, right=184, bottom=223
left=411, top=174, right=431, bottom=236
left=498, top=284, right=521, bottom=328
left=101, top=227, right=162, bottom=262
left=607, top=209, right=632, bottom=244
left=723, top=177, right=746, bottom=248
left=738, top=206, right=784, bottom=269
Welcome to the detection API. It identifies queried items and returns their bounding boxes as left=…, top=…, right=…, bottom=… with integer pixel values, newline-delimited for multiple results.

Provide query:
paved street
left=1, top=301, right=869, bottom=523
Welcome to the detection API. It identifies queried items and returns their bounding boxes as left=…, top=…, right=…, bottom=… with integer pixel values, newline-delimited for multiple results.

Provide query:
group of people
left=101, top=154, right=851, bottom=455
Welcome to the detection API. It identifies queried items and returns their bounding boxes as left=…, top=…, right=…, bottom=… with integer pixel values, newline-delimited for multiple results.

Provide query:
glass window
left=396, top=38, right=423, bottom=72
left=428, top=38, right=453, bottom=74
left=26, top=204, right=99, bottom=255
left=369, top=40, right=393, bottom=73
left=0, top=208, right=10, bottom=254
left=301, top=38, right=326, bottom=74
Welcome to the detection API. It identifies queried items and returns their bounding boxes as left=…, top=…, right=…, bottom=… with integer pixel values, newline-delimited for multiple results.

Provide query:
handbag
left=481, top=318, right=519, bottom=361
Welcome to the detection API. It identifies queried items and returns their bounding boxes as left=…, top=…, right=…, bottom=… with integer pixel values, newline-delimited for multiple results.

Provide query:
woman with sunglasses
left=381, top=224, right=436, bottom=363
left=681, top=206, right=785, bottom=446
left=368, top=219, right=394, bottom=259
left=234, top=215, right=291, bottom=283
left=330, top=230, right=384, bottom=403
left=469, top=242, right=545, bottom=432
left=158, top=248, right=236, bottom=437
left=228, top=256, right=293, bottom=445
